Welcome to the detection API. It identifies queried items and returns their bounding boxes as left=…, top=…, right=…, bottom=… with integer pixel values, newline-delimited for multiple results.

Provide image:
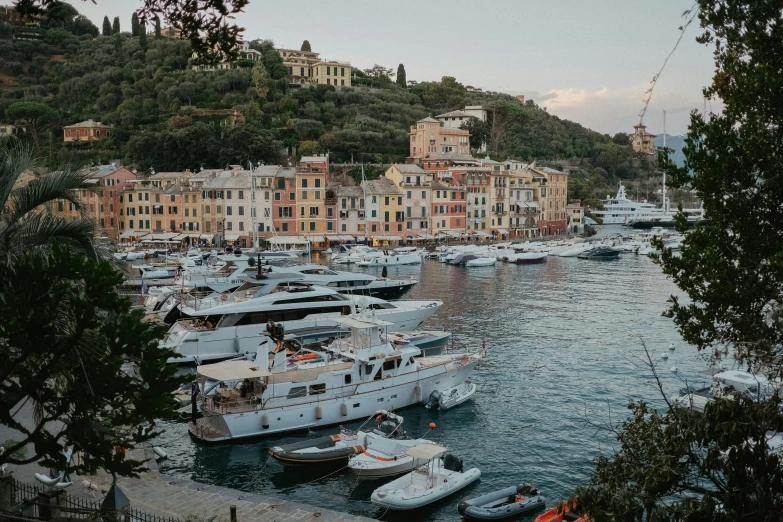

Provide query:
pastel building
left=530, top=164, right=568, bottom=236
left=364, top=178, right=404, bottom=244
left=408, top=117, right=471, bottom=163
left=384, top=164, right=431, bottom=238
left=335, top=185, right=366, bottom=238
left=295, top=155, right=329, bottom=237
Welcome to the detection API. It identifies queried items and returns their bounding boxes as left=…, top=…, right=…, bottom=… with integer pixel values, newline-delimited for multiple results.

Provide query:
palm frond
left=5, top=213, right=98, bottom=261
left=0, top=138, right=36, bottom=211
left=9, top=168, right=100, bottom=225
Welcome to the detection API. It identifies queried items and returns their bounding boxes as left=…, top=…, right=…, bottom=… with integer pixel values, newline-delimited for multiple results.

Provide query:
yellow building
left=119, top=183, right=165, bottom=237
left=364, top=178, right=404, bottom=243
left=279, top=46, right=352, bottom=87
left=312, top=61, right=351, bottom=87
left=295, top=155, right=329, bottom=237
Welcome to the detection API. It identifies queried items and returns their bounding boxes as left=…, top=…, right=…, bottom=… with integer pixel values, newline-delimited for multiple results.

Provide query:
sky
left=66, top=0, right=717, bottom=136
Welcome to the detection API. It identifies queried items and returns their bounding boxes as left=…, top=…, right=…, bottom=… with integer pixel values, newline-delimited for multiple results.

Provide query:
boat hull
left=371, top=467, right=481, bottom=510
left=268, top=434, right=366, bottom=465
left=339, top=281, right=416, bottom=299
left=188, top=355, right=480, bottom=441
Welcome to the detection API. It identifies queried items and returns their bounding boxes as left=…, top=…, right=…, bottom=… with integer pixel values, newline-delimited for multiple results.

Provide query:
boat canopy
left=406, top=443, right=447, bottom=460
left=196, top=360, right=271, bottom=381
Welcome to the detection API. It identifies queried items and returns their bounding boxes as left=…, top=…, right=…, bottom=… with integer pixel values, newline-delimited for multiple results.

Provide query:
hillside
left=0, top=5, right=656, bottom=197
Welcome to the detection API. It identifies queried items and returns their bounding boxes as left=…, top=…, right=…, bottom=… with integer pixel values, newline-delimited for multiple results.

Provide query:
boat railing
left=258, top=382, right=360, bottom=410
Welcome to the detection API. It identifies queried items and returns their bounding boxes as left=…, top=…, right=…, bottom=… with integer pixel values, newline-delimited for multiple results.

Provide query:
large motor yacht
left=258, top=260, right=417, bottom=299
left=188, top=316, right=484, bottom=441
left=160, top=274, right=442, bottom=363
left=591, top=185, right=666, bottom=225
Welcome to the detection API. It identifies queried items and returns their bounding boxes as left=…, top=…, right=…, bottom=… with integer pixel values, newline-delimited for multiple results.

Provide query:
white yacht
left=333, top=245, right=382, bottom=264
left=188, top=316, right=484, bottom=441
left=160, top=275, right=442, bottom=363
left=357, top=253, right=422, bottom=267
left=258, top=260, right=417, bottom=299
left=592, top=185, right=666, bottom=225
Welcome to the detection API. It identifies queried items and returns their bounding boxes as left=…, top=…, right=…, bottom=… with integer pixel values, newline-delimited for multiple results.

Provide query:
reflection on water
left=155, top=241, right=711, bottom=521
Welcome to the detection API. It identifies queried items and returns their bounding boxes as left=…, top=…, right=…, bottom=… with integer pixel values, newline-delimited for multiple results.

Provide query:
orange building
left=295, top=155, right=329, bottom=237
left=63, top=120, right=111, bottom=142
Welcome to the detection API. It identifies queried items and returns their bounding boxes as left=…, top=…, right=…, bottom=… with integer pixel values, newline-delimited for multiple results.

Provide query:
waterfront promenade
left=0, top=402, right=374, bottom=522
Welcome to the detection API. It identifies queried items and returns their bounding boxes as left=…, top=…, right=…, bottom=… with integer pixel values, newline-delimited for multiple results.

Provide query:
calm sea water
left=154, top=226, right=713, bottom=521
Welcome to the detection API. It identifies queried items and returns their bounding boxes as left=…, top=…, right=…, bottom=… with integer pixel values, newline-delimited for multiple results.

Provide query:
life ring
left=220, top=294, right=228, bottom=302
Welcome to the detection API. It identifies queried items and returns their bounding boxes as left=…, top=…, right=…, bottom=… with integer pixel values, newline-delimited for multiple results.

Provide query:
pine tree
left=112, top=16, right=120, bottom=34
left=139, top=23, right=148, bottom=49
left=396, top=64, right=407, bottom=88
left=154, top=16, right=161, bottom=38
left=102, top=16, right=111, bottom=36
left=300, top=39, right=311, bottom=52
left=131, top=12, right=139, bottom=37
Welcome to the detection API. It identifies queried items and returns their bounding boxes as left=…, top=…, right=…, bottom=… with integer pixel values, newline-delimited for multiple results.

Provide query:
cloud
left=512, top=84, right=709, bottom=136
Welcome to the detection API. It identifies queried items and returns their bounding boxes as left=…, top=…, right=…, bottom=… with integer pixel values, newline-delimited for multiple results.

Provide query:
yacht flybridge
left=160, top=274, right=442, bottom=363
left=188, top=316, right=484, bottom=441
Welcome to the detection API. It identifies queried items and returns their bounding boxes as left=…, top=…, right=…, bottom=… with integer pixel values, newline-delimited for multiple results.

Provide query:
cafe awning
left=269, top=236, right=311, bottom=244
left=224, top=234, right=240, bottom=241
left=373, top=235, right=403, bottom=241
left=417, top=233, right=434, bottom=240
left=148, top=232, right=179, bottom=240
left=495, top=228, right=509, bottom=235
left=471, top=231, right=492, bottom=237
left=119, top=230, right=141, bottom=239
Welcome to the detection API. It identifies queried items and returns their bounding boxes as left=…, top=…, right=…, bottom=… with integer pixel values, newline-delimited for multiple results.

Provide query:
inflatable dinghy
left=459, top=483, right=545, bottom=520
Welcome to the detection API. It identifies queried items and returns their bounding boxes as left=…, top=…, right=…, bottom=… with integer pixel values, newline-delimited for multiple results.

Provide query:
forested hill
left=0, top=4, right=654, bottom=198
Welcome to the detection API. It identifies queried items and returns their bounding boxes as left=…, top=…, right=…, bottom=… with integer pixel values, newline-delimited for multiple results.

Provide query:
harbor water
left=153, top=231, right=711, bottom=521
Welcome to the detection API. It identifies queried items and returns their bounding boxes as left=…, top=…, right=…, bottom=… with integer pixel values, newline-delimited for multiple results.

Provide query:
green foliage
left=5, top=101, right=59, bottom=144
left=459, top=117, right=489, bottom=151
left=139, top=24, right=148, bottom=50
left=0, top=245, right=186, bottom=475
left=576, top=397, right=783, bottom=521
left=577, top=2, right=783, bottom=520
left=101, top=16, right=111, bottom=36
left=131, top=12, right=140, bottom=37
left=396, top=64, right=406, bottom=88
left=298, top=140, right=321, bottom=156
left=112, top=16, right=120, bottom=35
left=0, top=139, right=98, bottom=260
left=154, top=16, right=161, bottom=38
left=411, top=76, right=466, bottom=111
left=300, top=39, right=311, bottom=52
left=1, top=439, right=27, bottom=460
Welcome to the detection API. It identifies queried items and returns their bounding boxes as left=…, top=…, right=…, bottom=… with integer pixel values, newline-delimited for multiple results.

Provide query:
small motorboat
left=426, top=381, right=476, bottom=411
left=466, top=257, right=496, bottom=267
left=459, top=482, right=546, bottom=520
left=348, top=436, right=438, bottom=480
left=577, top=246, right=621, bottom=260
left=269, top=410, right=406, bottom=466
left=371, top=446, right=480, bottom=510
left=357, top=253, right=422, bottom=266
left=535, top=501, right=588, bottom=522
left=287, top=352, right=320, bottom=362
left=507, top=252, right=548, bottom=265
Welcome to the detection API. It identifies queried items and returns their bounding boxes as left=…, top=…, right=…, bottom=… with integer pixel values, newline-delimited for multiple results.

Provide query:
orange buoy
left=429, top=422, right=436, bottom=429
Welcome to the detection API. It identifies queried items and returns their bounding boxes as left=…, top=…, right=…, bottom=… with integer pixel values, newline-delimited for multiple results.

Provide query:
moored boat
left=370, top=448, right=480, bottom=510
left=426, top=381, right=476, bottom=411
left=507, top=252, right=548, bottom=265
left=535, top=501, right=588, bottom=522
left=466, top=257, right=496, bottom=267
left=268, top=410, right=406, bottom=466
left=459, top=483, right=545, bottom=520
left=577, top=246, right=621, bottom=260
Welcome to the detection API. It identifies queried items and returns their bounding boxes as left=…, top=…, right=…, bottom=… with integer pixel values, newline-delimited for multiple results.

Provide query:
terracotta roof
left=334, top=185, right=364, bottom=197
left=418, top=117, right=439, bottom=123
left=64, top=119, right=111, bottom=129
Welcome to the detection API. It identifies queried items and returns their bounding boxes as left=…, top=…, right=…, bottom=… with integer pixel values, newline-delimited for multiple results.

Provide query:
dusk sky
left=66, top=0, right=717, bottom=136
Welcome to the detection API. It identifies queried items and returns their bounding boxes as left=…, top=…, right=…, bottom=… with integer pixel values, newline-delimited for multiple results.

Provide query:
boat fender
left=415, top=384, right=422, bottom=402
left=152, top=446, right=167, bottom=460
left=340, top=403, right=348, bottom=416
left=315, top=405, right=323, bottom=420
left=262, top=414, right=270, bottom=429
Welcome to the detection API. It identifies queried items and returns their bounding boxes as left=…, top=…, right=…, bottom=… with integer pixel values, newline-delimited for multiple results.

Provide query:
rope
left=278, top=464, right=349, bottom=492
left=244, top=454, right=272, bottom=488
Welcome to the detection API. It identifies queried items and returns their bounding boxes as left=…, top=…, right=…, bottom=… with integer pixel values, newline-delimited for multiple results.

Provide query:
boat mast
left=361, top=164, right=368, bottom=245
left=250, top=161, right=258, bottom=251
left=662, top=110, right=668, bottom=214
